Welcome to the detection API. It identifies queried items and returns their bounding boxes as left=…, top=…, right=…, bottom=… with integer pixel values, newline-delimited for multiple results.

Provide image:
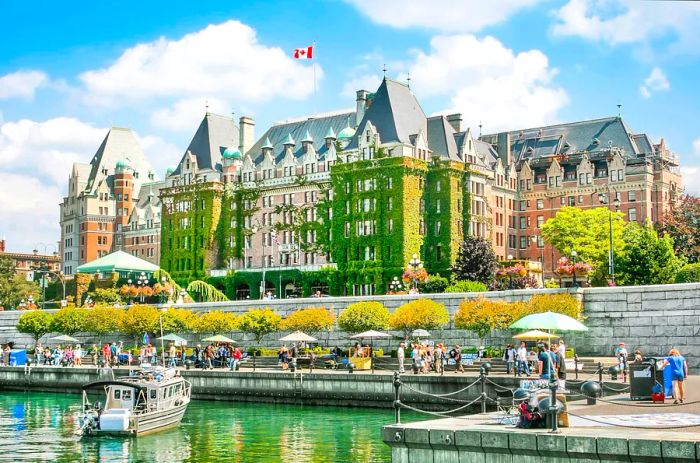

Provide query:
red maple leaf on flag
left=293, top=46, right=314, bottom=59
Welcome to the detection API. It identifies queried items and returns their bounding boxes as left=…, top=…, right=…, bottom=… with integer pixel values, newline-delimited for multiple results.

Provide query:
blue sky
left=1, top=0, right=700, bottom=252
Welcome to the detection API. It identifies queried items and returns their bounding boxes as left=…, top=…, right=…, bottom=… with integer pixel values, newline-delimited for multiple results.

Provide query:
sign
left=60, top=300, right=67, bottom=307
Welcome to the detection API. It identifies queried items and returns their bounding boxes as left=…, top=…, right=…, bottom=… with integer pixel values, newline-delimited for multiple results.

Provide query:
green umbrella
left=202, top=335, right=236, bottom=343
left=157, top=333, right=188, bottom=344
left=509, top=311, right=588, bottom=332
left=51, top=334, right=80, bottom=343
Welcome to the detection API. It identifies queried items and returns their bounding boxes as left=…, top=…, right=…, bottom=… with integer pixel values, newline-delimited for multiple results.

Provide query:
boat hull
left=85, top=401, right=189, bottom=436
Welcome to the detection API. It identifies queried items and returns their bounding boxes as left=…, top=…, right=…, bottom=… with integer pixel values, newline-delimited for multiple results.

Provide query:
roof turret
left=301, top=130, right=313, bottom=143
left=282, top=133, right=296, bottom=146
left=222, top=146, right=242, bottom=160
left=324, top=127, right=337, bottom=139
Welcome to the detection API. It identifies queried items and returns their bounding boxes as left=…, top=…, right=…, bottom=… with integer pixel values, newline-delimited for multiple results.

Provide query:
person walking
left=538, top=343, right=556, bottom=380
left=74, top=344, right=82, bottom=366
left=230, top=346, right=242, bottom=371
left=503, top=344, right=516, bottom=375
left=516, top=341, right=530, bottom=377
left=35, top=342, right=42, bottom=366
left=449, top=344, right=463, bottom=373
left=661, top=349, right=688, bottom=404
left=397, top=342, right=406, bottom=374
left=169, top=343, right=177, bottom=367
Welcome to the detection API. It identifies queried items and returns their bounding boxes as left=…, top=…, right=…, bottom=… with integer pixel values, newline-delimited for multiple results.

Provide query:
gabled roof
left=172, top=113, right=238, bottom=175
left=346, top=78, right=427, bottom=150
left=481, top=116, right=650, bottom=163
left=76, top=250, right=159, bottom=274
left=84, top=127, right=154, bottom=197
left=427, top=116, right=460, bottom=161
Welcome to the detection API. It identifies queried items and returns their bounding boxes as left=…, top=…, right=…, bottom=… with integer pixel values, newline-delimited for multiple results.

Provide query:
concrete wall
left=2, top=283, right=700, bottom=370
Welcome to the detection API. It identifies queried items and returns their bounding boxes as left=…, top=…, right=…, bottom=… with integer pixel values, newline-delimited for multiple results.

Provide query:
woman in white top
left=74, top=344, right=83, bottom=366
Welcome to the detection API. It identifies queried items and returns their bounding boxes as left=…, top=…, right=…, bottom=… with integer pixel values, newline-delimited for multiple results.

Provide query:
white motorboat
left=78, top=366, right=191, bottom=436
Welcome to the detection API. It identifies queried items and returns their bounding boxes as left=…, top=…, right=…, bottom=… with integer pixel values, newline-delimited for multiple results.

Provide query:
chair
left=495, top=389, right=519, bottom=425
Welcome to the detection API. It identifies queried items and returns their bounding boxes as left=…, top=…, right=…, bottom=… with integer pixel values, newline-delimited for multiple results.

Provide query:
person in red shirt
left=230, top=346, right=242, bottom=371
left=101, top=343, right=111, bottom=367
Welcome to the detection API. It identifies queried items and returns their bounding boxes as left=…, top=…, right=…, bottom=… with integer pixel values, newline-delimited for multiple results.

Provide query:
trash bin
left=9, top=349, right=27, bottom=366
left=630, top=358, right=664, bottom=401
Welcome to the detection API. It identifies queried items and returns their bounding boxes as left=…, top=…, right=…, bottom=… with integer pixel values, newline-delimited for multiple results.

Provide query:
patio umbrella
left=513, top=330, right=560, bottom=340
left=509, top=312, right=588, bottom=332
left=412, top=329, right=431, bottom=338
left=350, top=330, right=392, bottom=373
left=202, top=335, right=236, bottom=343
left=157, top=333, right=188, bottom=344
left=279, top=331, right=318, bottom=343
left=51, top=334, right=80, bottom=343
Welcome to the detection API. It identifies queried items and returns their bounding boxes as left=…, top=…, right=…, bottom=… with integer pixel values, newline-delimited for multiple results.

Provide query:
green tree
left=84, top=307, right=124, bottom=343
left=237, top=308, right=282, bottom=343
left=454, top=298, right=516, bottom=345
left=451, top=237, right=498, bottom=284
left=418, top=275, right=449, bottom=294
left=617, top=222, right=685, bottom=286
left=675, top=263, right=700, bottom=283
left=338, top=301, right=390, bottom=334
left=389, top=299, right=449, bottom=338
left=89, top=288, right=122, bottom=305
left=0, top=254, right=41, bottom=309
left=658, top=194, right=700, bottom=264
left=541, top=206, right=626, bottom=282
left=51, top=307, right=88, bottom=335
left=17, top=310, right=53, bottom=347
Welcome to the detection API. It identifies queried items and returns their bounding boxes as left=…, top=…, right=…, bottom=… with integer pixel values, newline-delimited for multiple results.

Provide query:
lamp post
left=408, top=253, right=423, bottom=291
left=598, top=193, right=621, bottom=285
left=137, top=271, right=149, bottom=303
left=127, top=278, right=133, bottom=305
left=389, top=276, right=402, bottom=293
left=531, top=235, right=544, bottom=285
left=570, top=250, right=578, bottom=288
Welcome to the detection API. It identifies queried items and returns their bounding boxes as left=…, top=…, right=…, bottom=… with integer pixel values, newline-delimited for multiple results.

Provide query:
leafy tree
left=524, top=293, right=582, bottom=319
left=616, top=222, right=685, bottom=286
left=120, top=305, right=160, bottom=342
left=451, top=236, right=498, bottom=284
left=237, top=308, right=282, bottom=343
left=89, top=288, right=122, bottom=305
left=51, top=307, right=88, bottom=335
left=675, top=263, right=700, bottom=283
left=541, top=206, right=626, bottom=282
left=0, top=255, right=41, bottom=309
left=84, top=307, right=124, bottom=342
left=658, top=194, right=700, bottom=264
left=389, top=299, right=449, bottom=338
left=454, top=298, right=516, bottom=344
left=445, top=280, right=489, bottom=293
left=281, top=307, right=335, bottom=337
left=337, top=301, right=390, bottom=334
left=17, top=310, right=53, bottom=346
left=194, top=310, right=238, bottom=334
left=161, top=307, right=198, bottom=333
left=418, top=275, right=449, bottom=294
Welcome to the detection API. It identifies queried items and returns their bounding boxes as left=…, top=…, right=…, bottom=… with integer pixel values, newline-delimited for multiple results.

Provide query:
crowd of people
left=395, top=341, right=465, bottom=375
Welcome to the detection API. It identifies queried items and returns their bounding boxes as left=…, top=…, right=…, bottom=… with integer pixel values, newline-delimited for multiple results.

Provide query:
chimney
left=497, top=132, right=512, bottom=165
left=446, top=113, right=462, bottom=133
left=239, top=116, right=255, bottom=156
left=356, top=90, right=369, bottom=126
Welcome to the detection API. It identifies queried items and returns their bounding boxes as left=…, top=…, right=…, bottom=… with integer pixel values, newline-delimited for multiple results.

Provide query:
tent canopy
left=157, top=333, right=188, bottom=344
left=76, top=250, right=159, bottom=275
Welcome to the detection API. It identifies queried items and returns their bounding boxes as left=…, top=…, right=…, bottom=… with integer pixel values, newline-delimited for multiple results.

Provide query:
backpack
left=449, top=349, right=457, bottom=359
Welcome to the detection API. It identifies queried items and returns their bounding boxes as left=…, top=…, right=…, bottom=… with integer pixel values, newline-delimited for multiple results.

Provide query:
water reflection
left=0, top=392, right=394, bottom=463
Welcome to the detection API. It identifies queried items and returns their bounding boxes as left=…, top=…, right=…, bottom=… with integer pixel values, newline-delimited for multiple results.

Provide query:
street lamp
left=127, top=278, right=134, bottom=305
left=137, top=272, right=149, bottom=303
left=389, top=276, right=402, bottom=293
left=570, top=250, right=578, bottom=288
left=408, top=253, right=423, bottom=290
left=598, top=193, right=621, bottom=285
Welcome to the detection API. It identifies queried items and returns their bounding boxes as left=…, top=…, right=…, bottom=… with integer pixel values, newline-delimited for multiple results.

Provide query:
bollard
left=253, top=351, right=256, bottom=372
left=480, top=370, right=487, bottom=414
left=549, top=378, right=558, bottom=433
left=598, top=361, right=603, bottom=387
left=574, top=355, right=579, bottom=380
left=393, top=372, right=402, bottom=424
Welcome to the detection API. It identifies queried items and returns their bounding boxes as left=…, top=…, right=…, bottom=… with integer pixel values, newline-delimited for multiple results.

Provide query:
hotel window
left=628, top=208, right=637, bottom=222
left=537, top=216, right=544, bottom=228
left=526, top=179, right=532, bottom=190
left=519, top=200, right=526, bottom=212
left=387, top=177, right=393, bottom=189
left=568, top=196, right=576, bottom=206
left=388, top=219, right=393, bottom=233
left=520, top=236, right=527, bottom=249
left=628, top=191, right=637, bottom=202
left=519, top=217, right=527, bottom=229
left=556, top=176, right=561, bottom=187
left=436, top=200, right=441, bottom=213
left=344, top=222, right=350, bottom=238
left=536, top=199, right=544, bottom=210
left=435, top=222, right=441, bottom=235
left=436, top=181, right=441, bottom=192
left=520, top=180, right=525, bottom=190
left=578, top=195, right=584, bottom=204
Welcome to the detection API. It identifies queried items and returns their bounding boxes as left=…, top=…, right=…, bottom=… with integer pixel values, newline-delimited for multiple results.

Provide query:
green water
left=0, top=392, right=400, bottom=463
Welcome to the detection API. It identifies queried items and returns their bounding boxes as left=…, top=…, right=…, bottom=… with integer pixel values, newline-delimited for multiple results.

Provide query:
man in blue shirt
left=661, top=349, right=688, bottom=404
left=538, top=343, right=556, bottom=380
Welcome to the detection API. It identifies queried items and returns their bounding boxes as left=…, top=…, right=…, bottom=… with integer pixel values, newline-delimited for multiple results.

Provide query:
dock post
left=393, top=372, right=401, bottom=424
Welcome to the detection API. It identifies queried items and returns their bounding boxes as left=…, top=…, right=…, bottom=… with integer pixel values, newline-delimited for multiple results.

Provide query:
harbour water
left=0, top=391, right=398, bottom=462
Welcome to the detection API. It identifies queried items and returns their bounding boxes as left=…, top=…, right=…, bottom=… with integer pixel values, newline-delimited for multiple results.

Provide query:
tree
left=89, top=288, right=122, bottom=305
left=451, top=236, right=498, bottom=284
left=658, top=194, right=700, bottom=264
left=389, top=299, right=449, bottom=338
left=237, top=308, right=282, bottom=343
left=445, top=280, right=488, bottom=293
left=454, top=298, right=516, bottom=345
left=675, top=263, right=700, bottom=283
left=524, top=293, right=582, bottom=319
left=0, top=255, right=41, bottom=309
left=17, top=310, right=53, bottom=347
left=84, top=307, right=124, bottom=342
left=541, top=206, right=626, bottom=282
left=616, top=222, right=685, bottom=286
left=51, top=307, right=88, bottom=335
left=338, top=301, right=390, bottom=334
left=194, top=310, right=238, bottom=334
left=281, top=307, right=335, bottom=340
left=120, top=305, right=160, bottom=342
left=161, top=307, right=198, bottom=333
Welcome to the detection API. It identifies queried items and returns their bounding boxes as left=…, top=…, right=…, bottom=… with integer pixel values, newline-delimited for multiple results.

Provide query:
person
left=90, top=344, right=99, bottom=366
left=52, top=345, right=62, bottom=366
left=74, top=344, right=82, bottom=366
left=290, top=343, right=299, bottom=370
left=109, top=342, right=118, bottom=366
left=449, top=344, right=463, bottom=373
left=308, top=351, right=317, bottom=371
left=194, top=344, right=203, bottom=368
left=314, top=290, right=322, bottom=298
left=331, top=346, right=342, bottom=362
left=397, top=342, right=406, bottom=374
left=411, top=344, right=423, bottom=374
left=633, top=349, right=643, bottom=363
left=552, top=343, right=566, bottom=389
left=614, top=342, right=628, bottom=381
left=230, top=346, right=242, bottom=371
left=557, top=339, right=566, bottom=360
left=169, top=343, right=177, bottom=367
left=35, top=341, right=42, bottom=366
left=661, top=349, right=688, bottom=404
left=516, top=341, right=530, bottom=377
left=64, top=345, right=74, bottom=367
left=503, top=344, right=516, bottom=375
left=434, top=344, right=445, bottom=374
left=538, top=343, right=556, bottom=380
left=150, top=344, right=158, bottom=365
left=102, top=343, right=111, bottom=366
left=44, top=347, right=52, bottom=365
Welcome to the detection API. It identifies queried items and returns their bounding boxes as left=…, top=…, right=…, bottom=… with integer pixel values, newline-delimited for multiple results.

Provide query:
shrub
left=389, top=299, right=449, bottom=337
left=51, top=307, right=89, bottom=335
left=120, top=305, right=160, bottom=341
left=445, top=280, right=488, bottom=293
left=524, top=293, right=582, bottom=320
left=237, top=308, right=282, bottom=343
left=338, top=301, right=390, bottom=334
left=281, top=307, right=335, bottom=334
left=454, top=298, right=516, bottom=342
left=452, top=236, right=498, bottom=283
left=544, top=278, right=560, bottom=289
left=193, top=310, right=237, bottom=334
left=84, top=307, right=124, bottom=340
left=417, top=275, right=449, bottom=294
left=89, top=288, right=122, bottom=305
left=17, top=310, right=53, bottom=346
left=160, top=308, right=198, bottom=333
left=675, top=263, right=700, bottom=283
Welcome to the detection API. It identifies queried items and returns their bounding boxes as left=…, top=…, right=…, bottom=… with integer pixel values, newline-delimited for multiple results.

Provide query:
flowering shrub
left=281, top=306, right=335, bottom=334
left=389, top=299, right=449, bottom=337
left=555, top=257, right=592, bottom=276
left=454, top=298, right=518, bottom=341
left=445, top=280, right=489, bottom=293
left=402, top=268, right=429, bottom=284
left=338, top=301, right=390, bottom=333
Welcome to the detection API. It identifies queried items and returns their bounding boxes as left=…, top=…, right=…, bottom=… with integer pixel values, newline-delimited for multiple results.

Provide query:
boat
left=78, top=365, right=191, bottom=436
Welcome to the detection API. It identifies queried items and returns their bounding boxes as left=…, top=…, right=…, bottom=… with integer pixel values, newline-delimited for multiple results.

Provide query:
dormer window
left=366, top=131, right=371, bottom=143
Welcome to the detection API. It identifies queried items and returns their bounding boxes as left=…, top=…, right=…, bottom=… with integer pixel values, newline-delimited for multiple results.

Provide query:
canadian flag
left=293, top=46, right=314, bottom=59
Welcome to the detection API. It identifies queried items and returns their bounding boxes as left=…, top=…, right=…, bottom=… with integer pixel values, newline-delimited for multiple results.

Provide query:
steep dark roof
left=173, top=113, right=238, bottom=174
left=427, top=116, right=460, bottom=161
left=345, top=78, right=427, bottom=150
left=481, top=117, right=652, bottom=162
left=249, top=112, right=354, bottom=164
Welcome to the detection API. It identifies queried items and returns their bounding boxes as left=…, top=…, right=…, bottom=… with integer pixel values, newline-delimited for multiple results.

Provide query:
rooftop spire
left=382, top=64, right=387, bottom=79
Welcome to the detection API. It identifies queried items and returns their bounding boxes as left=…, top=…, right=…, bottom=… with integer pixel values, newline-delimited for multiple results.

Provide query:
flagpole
left=312, top=40, right=317, bottom=114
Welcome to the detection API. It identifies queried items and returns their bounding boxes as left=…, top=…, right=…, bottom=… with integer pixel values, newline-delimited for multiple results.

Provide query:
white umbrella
left=412, top=329, right=431, bottom=338
left=51, top=334, right=80, bottom=343
left=350, top=330, right=391, bottom=373
left=279, top=331, right=318, bottom=343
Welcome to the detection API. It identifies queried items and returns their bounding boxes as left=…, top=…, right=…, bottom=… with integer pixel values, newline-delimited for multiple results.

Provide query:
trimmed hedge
left=675, top=263, right=700, bottom=283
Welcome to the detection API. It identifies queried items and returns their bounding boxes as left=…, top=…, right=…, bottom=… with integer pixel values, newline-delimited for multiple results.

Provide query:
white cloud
left=136, top=133, right=181, bottom=176
left=681, top=165, right=700, bottom=196
left=79, top=20, right=319, bottom=108
left=639, top=67, right=670, bottom=99
left=552, top=0, right=700, bottom=54
left=345, top=0, right=541, bottom=32
left=0, top=70, right=48, bottom=100
left=341, top=75, right=382, bottom=99
left=150, top=97, right=230, bottom=132
left=693, top=138, right=700, bottom=156
left=402, top=34, right=568, bottom=132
